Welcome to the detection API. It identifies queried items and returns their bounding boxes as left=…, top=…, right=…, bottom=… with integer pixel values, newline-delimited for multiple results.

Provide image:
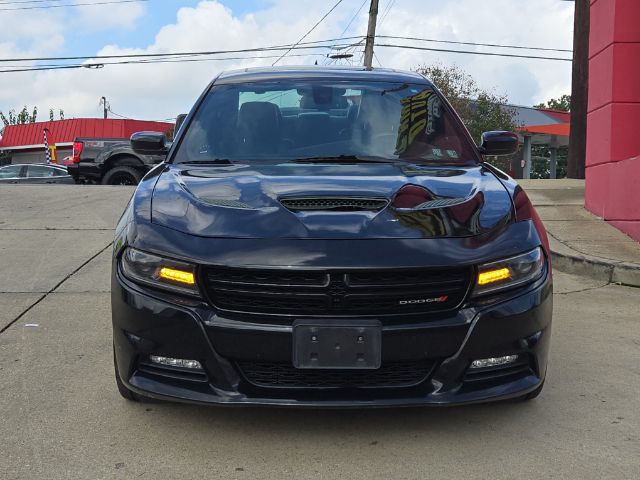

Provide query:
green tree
left=535, top=94, right=571, bottom=112
left=1, top=105, right=65, bottom=133
left=414, top=64, right=520, bottom=143
left=0, top=105, right=38, bottom=127
left=49, top=108, right=65, bottom=122
left=414, top=64, right=520, bottom=171
left=529, top=94, right=571, bottom=178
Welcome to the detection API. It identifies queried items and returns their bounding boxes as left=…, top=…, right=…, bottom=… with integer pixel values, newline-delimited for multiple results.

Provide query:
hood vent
left=198, top=197, right=252, bottom=209
left=280, top=197, right=389, bottom=212
left=393, top=197, right=468, bottom=212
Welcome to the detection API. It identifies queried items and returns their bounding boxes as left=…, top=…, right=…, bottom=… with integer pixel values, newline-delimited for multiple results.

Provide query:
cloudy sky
left=0, top=0, right=574, bottom=122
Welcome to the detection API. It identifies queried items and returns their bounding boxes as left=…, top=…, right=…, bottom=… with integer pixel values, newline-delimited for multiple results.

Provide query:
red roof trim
left=536, top=108, right=570, bottom=123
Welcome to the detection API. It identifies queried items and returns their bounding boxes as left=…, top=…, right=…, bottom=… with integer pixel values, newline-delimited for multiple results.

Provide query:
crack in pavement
left=0, top=242, right=113, bottom=335
left=0, top=228, right=114, bottom=231
left=0, top=291, right=111, bottom=294
left=0, top=291, right=49, bottom=294
left=555, top=281, right=612, bottom=295
left=547, top=230, right=634, bottom=266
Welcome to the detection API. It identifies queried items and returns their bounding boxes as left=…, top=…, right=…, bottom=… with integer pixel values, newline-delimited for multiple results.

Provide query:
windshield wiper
left=381, top=83, right=409, bottom=96
left=291, top=155, right=396, bottom=164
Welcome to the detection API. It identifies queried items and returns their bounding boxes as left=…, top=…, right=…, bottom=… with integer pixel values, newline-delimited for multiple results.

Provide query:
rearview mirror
left=131, top=131, right=168, bottom=156
left=478, top=131, right=519, bottom=156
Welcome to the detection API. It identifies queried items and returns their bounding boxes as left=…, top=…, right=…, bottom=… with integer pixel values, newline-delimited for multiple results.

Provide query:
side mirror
left=175, top=113, right=187, bottom=135
left=478, top=131, right=519, bottom=156
left=130, top=131, right=168, bottom=156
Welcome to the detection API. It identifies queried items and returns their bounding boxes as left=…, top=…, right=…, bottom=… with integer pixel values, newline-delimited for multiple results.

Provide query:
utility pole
left=568, top=0, right=589, bottom=179
left=363, top=0, right=380, bottom=69
left=101, top=96, right=108, bottom=120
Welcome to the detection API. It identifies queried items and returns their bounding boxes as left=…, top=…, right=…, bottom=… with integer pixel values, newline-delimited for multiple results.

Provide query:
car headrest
left=238, top=101, right=281, bottom=127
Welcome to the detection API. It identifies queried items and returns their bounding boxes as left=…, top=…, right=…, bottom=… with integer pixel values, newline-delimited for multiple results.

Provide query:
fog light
left=149, top=355, right=202, bottom=369
left=470, top=355, right=518, bottom=369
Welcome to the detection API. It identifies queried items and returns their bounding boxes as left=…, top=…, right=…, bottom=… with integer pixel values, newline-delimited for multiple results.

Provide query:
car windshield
left=172, top=80, right=478, bottom=165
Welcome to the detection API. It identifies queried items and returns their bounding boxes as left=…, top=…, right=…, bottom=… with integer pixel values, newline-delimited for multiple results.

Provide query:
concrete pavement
left=521, top=179, right=640, bottom=286
left=1, top=184, right=639, bottom=479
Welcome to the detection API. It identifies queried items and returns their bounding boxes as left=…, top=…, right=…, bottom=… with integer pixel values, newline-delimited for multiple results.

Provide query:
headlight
left=120, top=247, right=200, bottom=297
left=472, top=247, right=545, bottom=297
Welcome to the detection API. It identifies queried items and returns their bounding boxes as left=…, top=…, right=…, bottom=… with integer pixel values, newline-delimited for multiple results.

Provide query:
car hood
left=150, top=162, right=513, bottom=239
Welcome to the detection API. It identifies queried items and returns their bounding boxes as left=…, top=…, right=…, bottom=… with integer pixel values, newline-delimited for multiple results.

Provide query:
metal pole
left=549, top=146, right=558, bottom=179
left=101, top=96, right=108, bottom=119
left=523, top=136, right=532, bottom=179
left=363, top=0, right=380, bottom=69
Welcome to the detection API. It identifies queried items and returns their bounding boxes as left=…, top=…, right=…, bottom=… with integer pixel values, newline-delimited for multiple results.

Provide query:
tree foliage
left=535, top=94, right=571, bottom=112
left=528, top=94, right=571, bottom=178
left=529, top=148, right=568, bottom=179
left=414, top=64, right=520, bottom=171
left=0, top=105, right=38, bottom=127
left=0, top=105, right=65, bottom=128
left=49, top=108, right=65, bottom=122
left=414, top=64, right=520, bottom=144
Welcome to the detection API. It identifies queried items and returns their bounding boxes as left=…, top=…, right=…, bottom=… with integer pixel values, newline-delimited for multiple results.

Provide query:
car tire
left=113, top=347, right=140, bottom=402
left=102, top=166, right=143, bottom=186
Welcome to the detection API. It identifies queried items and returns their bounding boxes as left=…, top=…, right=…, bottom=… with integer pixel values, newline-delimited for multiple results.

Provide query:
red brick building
left=586, top=0, right=640, bottom=241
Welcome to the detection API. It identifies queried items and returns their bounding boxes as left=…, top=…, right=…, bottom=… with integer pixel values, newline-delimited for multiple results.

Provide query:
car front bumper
left=112, top=262, right=552, bottom=407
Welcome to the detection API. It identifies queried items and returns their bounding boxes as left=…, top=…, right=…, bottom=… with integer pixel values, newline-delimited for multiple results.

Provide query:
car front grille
left=202, top=266, right=472, bottom=316
left=237, top=360, right=437, bottom=389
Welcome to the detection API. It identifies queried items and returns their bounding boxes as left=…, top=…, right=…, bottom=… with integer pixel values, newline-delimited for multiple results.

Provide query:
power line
left=325, top=0, right=368, bottom=65
left=0, top=0, right=147, bottom=10
left=339, top=0, right=368, bottom=39
left=378, top=0, right=395, bottom=26
left=0, top=52, right=325, bottom=69
left=376, top=43, right=572, bottom=61
left=109, top=108, right=176, bottom=122
left=0, top=52, right=331, bottom=73
left=0, top=38, right=573, bottom=74
left=373, top=50, right=383, bottom=67
left=0, top=43, right=572, bottom=73
left=377, top=35, right=572, bottom=53
left=0, top=1, right=71, bottom=4
left=0, top=34, right=571, bottom=66
left=0, top=36, right=363, bottom=63
left=272, top=0, right=345, bottom=66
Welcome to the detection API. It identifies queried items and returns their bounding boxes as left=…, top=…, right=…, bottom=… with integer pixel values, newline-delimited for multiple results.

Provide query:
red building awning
left=520, top=123, right=570, bottom=137
left=0, top=118, right=173, bottom=150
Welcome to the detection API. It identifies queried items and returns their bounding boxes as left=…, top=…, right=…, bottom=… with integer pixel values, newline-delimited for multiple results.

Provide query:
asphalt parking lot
left=1, top=185, right=639, bottom=480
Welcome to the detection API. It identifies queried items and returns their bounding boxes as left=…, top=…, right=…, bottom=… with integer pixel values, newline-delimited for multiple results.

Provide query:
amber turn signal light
left=477, top=267, right=511, bottom=286
left=159, top=267, right=195, bottom=285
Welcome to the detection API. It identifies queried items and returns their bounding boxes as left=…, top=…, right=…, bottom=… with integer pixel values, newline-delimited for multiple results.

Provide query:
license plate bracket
left=292, top=320, right=382, bottom=369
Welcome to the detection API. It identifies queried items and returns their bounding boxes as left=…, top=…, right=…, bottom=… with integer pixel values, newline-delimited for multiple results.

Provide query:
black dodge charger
left=112, top=66, right=552, bottom=406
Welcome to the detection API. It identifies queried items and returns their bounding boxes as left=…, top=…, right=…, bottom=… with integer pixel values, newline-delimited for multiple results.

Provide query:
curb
left=550, top=247, right=640, bottom=288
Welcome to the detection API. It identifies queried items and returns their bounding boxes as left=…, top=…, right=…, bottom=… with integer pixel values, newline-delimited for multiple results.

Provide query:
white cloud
left=372, top=0, right=574, bottom=106
left=73, top=0, right=147, bottom=31
left=0, top=0, right=574, bottom=122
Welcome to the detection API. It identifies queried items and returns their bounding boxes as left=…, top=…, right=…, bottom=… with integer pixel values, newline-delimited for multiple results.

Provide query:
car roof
left=1, top=163, right=67, bottom=169
left=214, top=66, right=431, bottom=86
